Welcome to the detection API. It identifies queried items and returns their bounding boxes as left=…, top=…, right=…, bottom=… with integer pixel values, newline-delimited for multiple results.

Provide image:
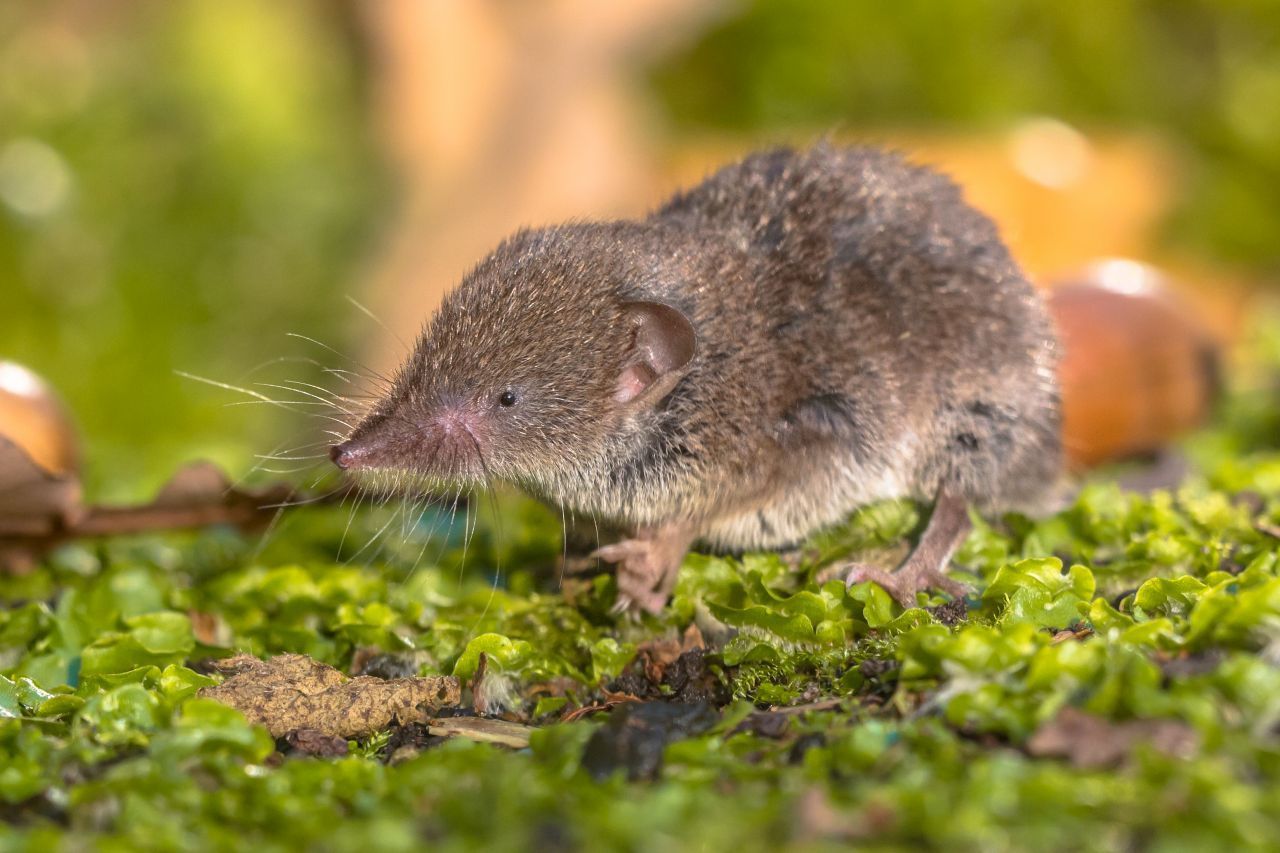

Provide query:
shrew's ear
left=613, top=301, right=696, bottom=409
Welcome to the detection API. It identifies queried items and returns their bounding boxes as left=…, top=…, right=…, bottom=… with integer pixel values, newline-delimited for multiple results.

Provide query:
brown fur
left=335, top=144, right=1062, bottom=556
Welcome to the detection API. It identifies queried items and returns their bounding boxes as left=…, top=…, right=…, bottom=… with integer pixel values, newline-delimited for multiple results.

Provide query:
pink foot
left=841, top=561, right=969, bottom=607
left=590, top=524, right=694, bottom=614
left=838, top=489, right=974, bottom=607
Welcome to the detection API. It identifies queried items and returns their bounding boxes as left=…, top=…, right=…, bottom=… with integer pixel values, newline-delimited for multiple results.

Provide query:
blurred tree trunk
left=354, top=0, right=721, bottom=375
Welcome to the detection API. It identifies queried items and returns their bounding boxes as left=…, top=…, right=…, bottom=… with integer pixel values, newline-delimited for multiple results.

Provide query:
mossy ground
left=4, top=336, right=1280, bottom=852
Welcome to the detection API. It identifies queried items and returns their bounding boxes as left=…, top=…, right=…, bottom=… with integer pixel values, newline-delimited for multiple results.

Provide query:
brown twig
left=0, top=472, right=356, bottom=572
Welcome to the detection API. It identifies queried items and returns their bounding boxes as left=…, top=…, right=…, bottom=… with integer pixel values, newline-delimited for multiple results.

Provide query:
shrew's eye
left=497, top=390, right=518, bottom=407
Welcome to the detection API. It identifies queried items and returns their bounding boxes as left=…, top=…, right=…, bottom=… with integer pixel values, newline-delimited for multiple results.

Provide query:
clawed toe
left=582, top=525, right=695, bottom=614
left=590, top=542, right=636, bottom=564
left=842, top=562, right=969, bottom=607
left=834, top=489, right=973, bottom=607
left=591, top=538, right=678, bottom=615
left=615, top=575, right=669, bottom=615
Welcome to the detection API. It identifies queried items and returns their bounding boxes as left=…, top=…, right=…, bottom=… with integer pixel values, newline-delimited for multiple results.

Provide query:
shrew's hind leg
left=837, top=489, right=972, bottom=606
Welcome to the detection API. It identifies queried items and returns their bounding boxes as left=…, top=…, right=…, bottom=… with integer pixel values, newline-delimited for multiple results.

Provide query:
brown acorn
left=1049, top=261, right=1220, bottom=470
left=0, top=360, right=83, bottom=533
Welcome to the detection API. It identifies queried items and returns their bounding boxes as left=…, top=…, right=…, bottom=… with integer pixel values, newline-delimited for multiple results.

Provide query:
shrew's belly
left=699, top=445, right=915, bottom=551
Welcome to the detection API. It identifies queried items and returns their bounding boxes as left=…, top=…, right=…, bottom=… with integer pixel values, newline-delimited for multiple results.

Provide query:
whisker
left=338, top=488, right=366, bottom=559
left=421, top=486, right=464, bottom=574
left=259, top=482, right=350, bottom=510
left=285, top=333, right=397, bottom=387
left=220, top=401, right=354, bottom=429
left=404, top=495, right=440, bottom=587
left=322, top=367, right=356, bottom=385
left=557, top=503, right=569, bottom=590
left=467, top=492, right=502, bottom=640
left=362, top=501, right=403, bottom=572
left=346, top=294, right=411, bottom=355
left=459, top=491, right=477, bottom=583
left=253, top=452, right=330, bottom=462
left=175, top=371, right=312, bottom=414
left=222, top=399, right=340, bottom=408
left=343, top=502, right=400, bottom=566
left=246, top=507, right=288, bottom=561
left=447, top=486, right=466, bottom=584
left=277, top=378, right=382, bottom=404
left=236, top=354, right=337, bottom=381
left=274, top=378, right=356, bottom=403
left=398, top=487, right=423, bottom=548
left=255, top=382, right=356, bottom=414
left=250, top=464, right=323, bottom=475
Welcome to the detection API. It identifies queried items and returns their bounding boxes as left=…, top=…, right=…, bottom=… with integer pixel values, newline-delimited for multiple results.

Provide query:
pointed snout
left=329, top=412, right=405, bottom=472
left=329, top=441, right=359, bottom=470
left=330, top=439, right=383, bottom=471
left=329, top=402, right=484, bottom=477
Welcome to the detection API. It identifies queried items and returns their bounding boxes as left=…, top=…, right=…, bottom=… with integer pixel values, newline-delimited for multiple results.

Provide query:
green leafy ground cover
left=4, top=335, right=1280, bottom=851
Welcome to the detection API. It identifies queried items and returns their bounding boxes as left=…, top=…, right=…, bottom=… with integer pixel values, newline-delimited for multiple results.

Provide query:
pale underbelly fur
left=700, top=444, right=915, bottom=552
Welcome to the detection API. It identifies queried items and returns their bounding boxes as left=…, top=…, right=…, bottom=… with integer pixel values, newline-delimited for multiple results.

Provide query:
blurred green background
left=0, top=2, right=385, bottom=499
left=1, top=0, right=1277, bottom=500
left=654, top=0, right=1280, bottom=270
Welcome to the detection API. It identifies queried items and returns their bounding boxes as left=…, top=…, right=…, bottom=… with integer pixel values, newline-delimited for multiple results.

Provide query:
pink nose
left=329, top=442, right=357, bottom=470
left=433, top=406, right=479, bottom=440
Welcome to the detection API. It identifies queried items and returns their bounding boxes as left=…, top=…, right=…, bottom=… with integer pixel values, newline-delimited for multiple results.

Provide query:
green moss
left=2, top=333, right=1278, bottom=850
left=1, top=413, right=1280, bottom=848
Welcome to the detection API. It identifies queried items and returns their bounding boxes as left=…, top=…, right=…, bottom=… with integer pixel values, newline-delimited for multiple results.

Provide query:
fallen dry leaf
left=470, top=651, right=490, bottom=714
left=188, top=610, right=231, bottom=647
left=200, top=653, right=461, bottom=739
left=633, top=623, right=706, bottom=683
left=426, top=717, right=535, bottom=749
left=635, top=636, right=685, bottom=686
left=1027, top=706, right=1198, bottom=768
left=1050, top=626, right=1094, bottom=644
left=560, top=694, right=642, bottom=724
left=681, top=622, right=706, bottom=650
left=793, top=785, right=897, bottom=842
left=284, top=728, right=350, bottom=757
